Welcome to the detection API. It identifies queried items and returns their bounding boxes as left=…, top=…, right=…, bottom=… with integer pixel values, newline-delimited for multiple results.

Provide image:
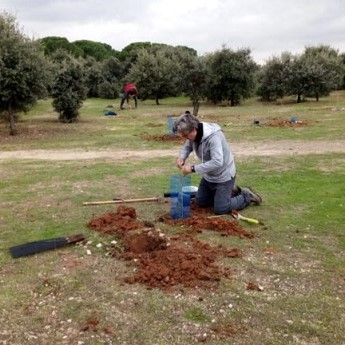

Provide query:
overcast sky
left=1, top=0, right=344, bottom=64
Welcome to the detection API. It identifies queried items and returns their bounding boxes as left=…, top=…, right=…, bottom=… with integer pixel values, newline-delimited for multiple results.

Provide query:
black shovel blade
left=9, top=234, right=85, bottom=258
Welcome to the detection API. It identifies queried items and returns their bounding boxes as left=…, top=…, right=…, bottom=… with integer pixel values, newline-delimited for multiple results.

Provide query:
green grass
left=0, top=92, right=344, bottom=344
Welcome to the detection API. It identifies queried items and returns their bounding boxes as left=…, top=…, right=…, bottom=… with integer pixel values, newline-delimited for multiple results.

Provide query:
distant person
left=173, top=111, right=262, bottom=215
left=120, top=83, right=138, bottom=110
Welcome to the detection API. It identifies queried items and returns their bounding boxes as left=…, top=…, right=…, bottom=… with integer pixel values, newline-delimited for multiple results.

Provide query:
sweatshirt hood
left=201, top=122, right=222, bottom=141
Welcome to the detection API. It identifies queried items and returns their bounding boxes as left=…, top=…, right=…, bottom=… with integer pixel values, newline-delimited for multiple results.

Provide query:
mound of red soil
left=87, top=205, right=254, bottom=291
left=87, top=205, right=143, bottom=237
left=267, top=118, right=308, bottom=127
left=141, top=133, right=184, bottom=142
left=123, top=229, right=168, bottom=254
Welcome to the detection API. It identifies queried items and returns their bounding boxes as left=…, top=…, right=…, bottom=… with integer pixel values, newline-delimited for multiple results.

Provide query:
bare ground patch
left=0, top=139, right=344, bottom=162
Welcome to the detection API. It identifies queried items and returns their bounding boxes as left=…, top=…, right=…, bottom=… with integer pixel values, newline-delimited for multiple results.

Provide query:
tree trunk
left=297, top=94, right=301, bottom=103
left=155, top=97, right=160, bottom=105
left=8, top=103, right=17, bottom=136
left=192, top=101, right=199, bottom=116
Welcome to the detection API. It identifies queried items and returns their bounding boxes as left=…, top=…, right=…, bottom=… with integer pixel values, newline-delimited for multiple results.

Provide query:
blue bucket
left=167, top=117, right=176, bottom=135
left=171, top=192, right=191, bottom=219
left=291, top=115, right=298, bottom=123
left=170, top=175, right=191, bottom=219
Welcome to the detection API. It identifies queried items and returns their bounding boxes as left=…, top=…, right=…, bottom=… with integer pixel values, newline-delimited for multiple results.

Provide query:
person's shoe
left=241, top=187, right=262, bottom=205
left=231, top=185, right=241, bottom=197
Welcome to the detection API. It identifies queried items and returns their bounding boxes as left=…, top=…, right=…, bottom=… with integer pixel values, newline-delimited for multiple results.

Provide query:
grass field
left=0, top=93, right=344, bottom=344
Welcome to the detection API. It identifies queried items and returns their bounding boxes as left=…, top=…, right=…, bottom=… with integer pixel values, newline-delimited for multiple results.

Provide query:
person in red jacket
left=120, top=83, right=138, bottom=109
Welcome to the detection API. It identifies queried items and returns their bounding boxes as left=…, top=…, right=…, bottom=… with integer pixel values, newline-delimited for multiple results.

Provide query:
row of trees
left=257, top=48, right=344, bottom=102
left=38, top=30, right=345, bottom=108
left=1, top=12, right=345, bottom=135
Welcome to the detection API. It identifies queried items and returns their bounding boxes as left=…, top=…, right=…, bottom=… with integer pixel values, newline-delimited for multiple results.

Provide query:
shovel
left=83, top=196, right=160, bottom=206
left=231, top=210, right=263, bottom=225
left=9, top=233, right=85, bottom=258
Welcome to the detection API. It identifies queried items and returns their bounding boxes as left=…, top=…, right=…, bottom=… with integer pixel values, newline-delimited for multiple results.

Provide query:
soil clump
left=87, top=205, right=255, bottom=291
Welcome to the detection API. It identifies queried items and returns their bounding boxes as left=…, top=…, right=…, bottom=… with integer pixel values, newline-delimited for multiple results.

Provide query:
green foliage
left=99, top=57, right=123, bottom=98
left=204, top=46, right=258, bottom=106
left=39, top=36, right=83, bottom=57
left=80, top=56, right=120, bottom=99
left=0, top=12, right=51, bottom=134
left=302, top=45, right=344, bottom=100
left=340, top=52, right=345, bottom=88
left=39, top=36, right=121, bottom=63
left=289, top=45, right=344, bottom=102
left=99, top=80, right=116, bottom=99
left=175, top=45, right=198, bottom=57
left=126, top=48, right=181, bottom=104
left=73, top=39, right=118, bottom=61
left=257, top=52, right=293, bottom=101
left=101, top=56, right=123, bottom=82
left=119, top=41, right=156, bottom=62
left=36, top=34, right=345, bottom=108
left=180, top=55, right=207, bottom=115
left=256, top=45, right=344, bottom=103
left=51, top=59, right=87, bottom=123
left=124, top=44, right=201, bottom=106
left=83, top=57, right=104, bottom=98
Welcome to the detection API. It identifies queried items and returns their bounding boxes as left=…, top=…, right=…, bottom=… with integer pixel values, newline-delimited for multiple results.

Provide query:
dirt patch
left=0, top=122, right=79, bottom=140
left=265, top=117, right=308, bottom=127
left=1, top=140, right=344, bottom=161
left=145, top=122, right=164, bottom=128
left=87, top=205, right=250, bottom=291
left=141, top=132, right=184, bottom=142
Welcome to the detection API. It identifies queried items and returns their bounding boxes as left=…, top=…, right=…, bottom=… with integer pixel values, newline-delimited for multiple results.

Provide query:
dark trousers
left=120, top=92, right=138, bottom=109
left=195, top=177, right=249, bottom=214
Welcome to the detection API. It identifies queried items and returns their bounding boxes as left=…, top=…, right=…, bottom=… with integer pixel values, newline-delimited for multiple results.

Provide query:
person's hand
left=181, top=165, right=192, bottom=175
left=176, top=158, right=185, bottom=169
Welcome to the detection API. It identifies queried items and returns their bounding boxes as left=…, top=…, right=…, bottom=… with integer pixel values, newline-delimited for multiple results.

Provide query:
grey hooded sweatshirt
left=179, top=122, right=236, bottom=183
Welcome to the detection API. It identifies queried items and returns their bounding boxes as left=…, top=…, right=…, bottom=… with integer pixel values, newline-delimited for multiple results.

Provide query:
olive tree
left=83, top=56, right=105, bottom=98
left=288, top=45, right=344, bottom=102
left=257, top=52, right=293, bottom=101
left=126, top=48, right=181, bottom=105
left=99, top=56, right=123, bottom=98
left=204, top=47, right=257, bottom=106
left=180, top=55, right=206, bottom=116
left=51, top=54, right=87, bottom=123
left=0, top=12, right=51, bottom=135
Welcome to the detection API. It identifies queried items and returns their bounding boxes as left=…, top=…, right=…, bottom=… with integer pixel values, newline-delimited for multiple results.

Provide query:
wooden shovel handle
left=83, top=197, right=160, bottom=206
